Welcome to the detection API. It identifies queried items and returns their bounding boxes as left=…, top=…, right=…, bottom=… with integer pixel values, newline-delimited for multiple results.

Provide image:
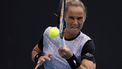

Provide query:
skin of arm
left=32, top=43, right=52, bottom=65
left=32, top=44, right=41, bottom=62
left=78, top=59, right=96, bottom=69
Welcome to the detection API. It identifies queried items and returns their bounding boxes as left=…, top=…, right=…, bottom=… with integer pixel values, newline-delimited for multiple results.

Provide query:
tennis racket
left=34, top=0, right=66, bottom=69
left=59, top=0, right=66, bottom=47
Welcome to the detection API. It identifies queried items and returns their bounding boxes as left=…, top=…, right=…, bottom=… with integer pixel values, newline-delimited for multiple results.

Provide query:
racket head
left=59, top=19, right=65, bottom=39
left=59, top=0, right=66, bottom=39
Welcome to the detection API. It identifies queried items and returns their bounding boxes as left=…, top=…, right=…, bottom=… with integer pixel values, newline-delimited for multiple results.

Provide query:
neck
left=64, top=29, right=80, bottom=40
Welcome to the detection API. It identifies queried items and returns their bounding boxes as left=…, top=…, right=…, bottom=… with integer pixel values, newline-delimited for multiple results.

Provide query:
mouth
left=69, top=27, right=80, bottom=32
left=67, top=27, right=80, bottom=36
left=70, top=26, right=80, bottom=29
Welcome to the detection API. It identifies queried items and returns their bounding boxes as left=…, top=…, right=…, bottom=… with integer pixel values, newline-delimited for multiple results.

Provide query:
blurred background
left=1, top=0, right=122, bottom=69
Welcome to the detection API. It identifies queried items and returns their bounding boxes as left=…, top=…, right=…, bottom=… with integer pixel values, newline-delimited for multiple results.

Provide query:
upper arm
left=33, top=36, right=44, bottom=52
left=38, top=36, right=43, bottom=51
left=81, top=40, right=96, bottom=63
left=32, top=36, right=44, bottom=62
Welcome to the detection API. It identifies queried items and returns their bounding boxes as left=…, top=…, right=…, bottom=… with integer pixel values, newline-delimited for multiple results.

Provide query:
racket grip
left=61, top=37, right=65, bottom=47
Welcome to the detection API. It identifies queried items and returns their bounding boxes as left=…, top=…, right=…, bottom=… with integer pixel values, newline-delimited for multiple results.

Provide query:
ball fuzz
left=48, top=27, right=60, bottom=38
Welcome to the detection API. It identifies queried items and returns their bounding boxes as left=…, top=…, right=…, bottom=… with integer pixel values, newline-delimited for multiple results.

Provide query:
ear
left=83, top=13, right=86, bottom=23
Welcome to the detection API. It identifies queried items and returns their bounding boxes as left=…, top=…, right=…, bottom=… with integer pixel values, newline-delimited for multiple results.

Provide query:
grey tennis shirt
left=43, top=27, right=91, bottom=69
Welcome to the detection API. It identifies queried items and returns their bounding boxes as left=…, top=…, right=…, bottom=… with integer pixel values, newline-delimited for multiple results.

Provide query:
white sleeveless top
left=43, top=27, right=91, bottom=69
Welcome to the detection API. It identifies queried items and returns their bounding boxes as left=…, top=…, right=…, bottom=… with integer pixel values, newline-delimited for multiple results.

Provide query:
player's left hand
left=58, top=46, right=73, bottom=59
left=79, top=59, right=96, bottom=69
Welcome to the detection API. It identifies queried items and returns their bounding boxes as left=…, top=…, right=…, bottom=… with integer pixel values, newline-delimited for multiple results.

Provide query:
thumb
left=47, top=53, right=52, bottom=58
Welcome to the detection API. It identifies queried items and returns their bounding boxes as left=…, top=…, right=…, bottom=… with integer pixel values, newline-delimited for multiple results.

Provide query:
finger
left=34, top=63, right=41, bottom=69
left=58, top=48, right=66, bottom=54
left=44, top=54, right=52, bottom=61
left=58, top=49, right=64, bottom=55
left=38, top=57, right=45, bottom=65
left=60, top=46, right=71, bottom=53
left=93, top=64, right=96, bottom=69
left=34, top=54, right=52, bottom=69
left=47, top=53, right=52, bottom=58
left=58, top=48, right=63, bottom=51
left=63, top=45, right=67, bottom=48
left=58, top=48, right=68, bottom=56
left=34, top=60, right=42, bottom=69
left=44, top=56, right=51, bottom=61
left=79, top=65, right=87, bottom=69
left=58, top=48, right=63, bottom=55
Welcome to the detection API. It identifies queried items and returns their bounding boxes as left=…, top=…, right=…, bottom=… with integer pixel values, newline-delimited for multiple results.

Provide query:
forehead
left=66, top=6, right=84, bottom=16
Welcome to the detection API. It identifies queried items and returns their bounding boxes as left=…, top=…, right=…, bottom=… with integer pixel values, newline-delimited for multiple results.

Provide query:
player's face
left=64, top=6, right=85, bottom=36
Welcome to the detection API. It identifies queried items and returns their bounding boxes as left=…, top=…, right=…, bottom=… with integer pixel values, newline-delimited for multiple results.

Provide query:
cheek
left=79, top=23, right=84, bottom=29
left=65, top=21, right=71, bottom=27
left=65, top=23, right=69, bottom=28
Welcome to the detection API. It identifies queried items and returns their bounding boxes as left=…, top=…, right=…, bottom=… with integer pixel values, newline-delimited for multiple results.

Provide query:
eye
left=77, top=17, right=83, bottom=20
left=69, top=16, right=74, bottom=20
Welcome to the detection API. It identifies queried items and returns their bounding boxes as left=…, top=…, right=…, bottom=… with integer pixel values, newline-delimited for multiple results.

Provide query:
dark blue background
left=1, top=0, right=122, bottom=69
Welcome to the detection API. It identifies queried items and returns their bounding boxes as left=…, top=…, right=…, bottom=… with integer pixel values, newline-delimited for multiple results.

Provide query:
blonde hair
left=64, top=0, right=87, bottom=22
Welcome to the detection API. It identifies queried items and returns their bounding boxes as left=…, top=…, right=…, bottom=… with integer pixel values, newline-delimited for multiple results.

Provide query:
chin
left=70, top=29, right=80, bottom=36
left=66, top=27, right=80, bottom=35
left=71, top=28, right=80, bottom=32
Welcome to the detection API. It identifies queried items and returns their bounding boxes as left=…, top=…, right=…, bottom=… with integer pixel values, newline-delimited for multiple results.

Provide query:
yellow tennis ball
left=48, top=27, right=60, bottom=38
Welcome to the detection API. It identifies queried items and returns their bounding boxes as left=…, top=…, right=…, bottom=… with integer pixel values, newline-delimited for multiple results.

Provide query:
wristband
left=66, top=54, right=80, bottom=69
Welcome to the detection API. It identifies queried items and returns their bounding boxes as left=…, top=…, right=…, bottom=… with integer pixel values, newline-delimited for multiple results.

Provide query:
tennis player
left=32, top=0, right=96, bottom=69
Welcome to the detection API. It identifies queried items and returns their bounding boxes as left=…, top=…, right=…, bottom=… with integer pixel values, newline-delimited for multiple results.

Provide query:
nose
left=73, top=19, right=78, bottom=25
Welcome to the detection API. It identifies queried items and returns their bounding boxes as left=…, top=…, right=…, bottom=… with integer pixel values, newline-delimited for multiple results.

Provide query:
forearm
left=32, top=44, right=41, bottom=62
left=94, top=63, right=96, bottom=69
left=78, top=59, right=96, bottom=69
left=77, top=40, right=96, bottom=69
left=81, top=40, right=96, bottom=63
left=65, top=54, right=94, bottom=69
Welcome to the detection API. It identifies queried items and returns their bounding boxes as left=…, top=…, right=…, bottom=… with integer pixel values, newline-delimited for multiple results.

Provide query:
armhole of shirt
left=81, top=40, right=96, bottom=63
left=38, top=27, right=52, bottom=51
left=38, top=36, right=43, bottom=51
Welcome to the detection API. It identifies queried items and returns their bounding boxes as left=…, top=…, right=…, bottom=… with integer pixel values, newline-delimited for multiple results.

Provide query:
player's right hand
left=58, top=46, right=73, bottom=59
left=37, top=53, right=52, bottom=65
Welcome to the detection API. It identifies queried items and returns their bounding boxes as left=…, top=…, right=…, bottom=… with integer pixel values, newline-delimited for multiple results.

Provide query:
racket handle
left=61, top=37, right=65, bottom=47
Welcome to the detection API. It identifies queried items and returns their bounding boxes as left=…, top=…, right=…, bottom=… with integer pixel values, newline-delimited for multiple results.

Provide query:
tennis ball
left=48, top=27, right=60, bottom=38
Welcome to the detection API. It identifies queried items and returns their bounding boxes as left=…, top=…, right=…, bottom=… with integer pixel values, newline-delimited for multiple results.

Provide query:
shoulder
left=78, top=32, right=92, bottom=45
left=79, top=32, right=91, bottom=40
left=43, top=26, right=52, bottom=35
